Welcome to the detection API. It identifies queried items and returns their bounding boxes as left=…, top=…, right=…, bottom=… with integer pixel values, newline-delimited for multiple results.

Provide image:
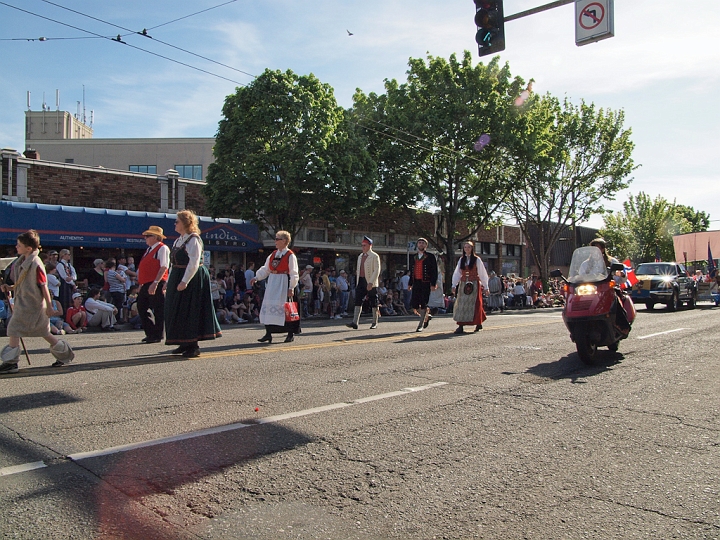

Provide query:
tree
left=352, top=52, right=526, bottom=289
left=502, top=95, right=636, bottom=281
left=204, top=69, right=377, bottom=243
left=600, top=192, right=699, bottom=263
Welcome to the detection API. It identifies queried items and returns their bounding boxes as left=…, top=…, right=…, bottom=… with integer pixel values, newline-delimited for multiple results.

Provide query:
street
left=0, top=305, right=718, bottom=539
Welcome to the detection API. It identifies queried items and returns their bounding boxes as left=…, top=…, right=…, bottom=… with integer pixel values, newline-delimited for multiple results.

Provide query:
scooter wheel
left=576, top=335, right=597, bottom=365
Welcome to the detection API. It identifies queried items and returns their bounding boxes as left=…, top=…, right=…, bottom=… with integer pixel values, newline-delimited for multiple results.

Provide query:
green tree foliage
left=204, top=69, right=377, bottom=242
left=600, top=192, right=703, bottom=263
left=503, top=95, right=636, bottom=279
left=352, top=52, right=526, bottom=288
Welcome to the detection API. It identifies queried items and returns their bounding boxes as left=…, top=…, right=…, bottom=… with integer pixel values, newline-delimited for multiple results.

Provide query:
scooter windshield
left=567, top=246, right=609, bottom=284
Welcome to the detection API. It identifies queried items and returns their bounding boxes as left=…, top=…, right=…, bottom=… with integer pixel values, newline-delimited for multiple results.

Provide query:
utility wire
left=0, top=1, right=248, bottom=86
left=146, top=0, right=241, bottom=31
left=37, top=0, right=256, bottom=79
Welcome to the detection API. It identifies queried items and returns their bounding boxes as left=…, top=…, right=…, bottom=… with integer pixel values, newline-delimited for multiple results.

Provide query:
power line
left=0, top=1, right=248, bottom=86
left=37, top=0, right=257, bottom=79
left=146, top=0, right=241, bottom=31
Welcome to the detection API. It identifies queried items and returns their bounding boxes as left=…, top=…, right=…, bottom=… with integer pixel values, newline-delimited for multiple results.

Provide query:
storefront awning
left=0, top=201, right=262, bottom=252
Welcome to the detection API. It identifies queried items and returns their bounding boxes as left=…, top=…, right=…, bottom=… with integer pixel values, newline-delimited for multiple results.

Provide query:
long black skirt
left=165, top=265, right=222, bottom=345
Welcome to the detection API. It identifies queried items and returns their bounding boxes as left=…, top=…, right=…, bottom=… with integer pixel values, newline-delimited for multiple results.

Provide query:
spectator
left=299, top=265, right=314, bottom=318
left=125, top=284, right=141, bottom=329
left=65, top=292, right=87, bottom=332
left=84, top=258, right=106, bottom=291
left=392, top=290, right=409, bottom=315
left=85, top=287, right=119, bottom=331
left=117, top=255, right=137, bottom=286
left=56, top=248, right=77, bottom=311
left=234, top=264, right=247, bottom=293
left=399, top=270, right=411, bottom=311
left=513, top=279, right=526, bottom=308
left=105, top=259, right=127, bottom=321
left=244, top=262, right=256, bottom=293
left=380, top=295, right=396, bottom=316
left=336, top=269, right=350, bottom=316
left=45, top=261, right=60, bottom=301
left=48, top=297, right=77, bottom=334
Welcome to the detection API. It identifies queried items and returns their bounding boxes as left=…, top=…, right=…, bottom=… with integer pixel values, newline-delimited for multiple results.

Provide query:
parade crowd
left=1, top=215, right=568, bottom=375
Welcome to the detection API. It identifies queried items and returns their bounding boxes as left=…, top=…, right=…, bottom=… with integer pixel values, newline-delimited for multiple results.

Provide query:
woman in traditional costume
left=252, top=230, right=299, bottom=344
left=451, top=241, right=489, bottom=334
left=164, top=210, right=221, bottom=357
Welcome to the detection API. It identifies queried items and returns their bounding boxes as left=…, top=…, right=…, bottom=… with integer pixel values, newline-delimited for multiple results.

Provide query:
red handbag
left=284, top=301, right=300, bottom=322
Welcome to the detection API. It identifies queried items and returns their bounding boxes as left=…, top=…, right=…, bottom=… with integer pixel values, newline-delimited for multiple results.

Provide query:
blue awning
left=0, top=201, right=262, bottom=252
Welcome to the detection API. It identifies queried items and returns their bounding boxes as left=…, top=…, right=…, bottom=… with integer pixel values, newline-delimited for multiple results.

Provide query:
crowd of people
left=0, top=220, right=579, bottom=375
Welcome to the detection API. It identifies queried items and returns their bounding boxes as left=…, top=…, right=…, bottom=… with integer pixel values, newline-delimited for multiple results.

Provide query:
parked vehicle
left=630, top=262, right=696, bottom=310
left=550, top=246, right=636, bottom=365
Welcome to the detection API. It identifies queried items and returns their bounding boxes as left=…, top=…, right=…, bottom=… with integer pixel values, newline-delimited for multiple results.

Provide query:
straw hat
left=142, top=225, right=166, bottom=239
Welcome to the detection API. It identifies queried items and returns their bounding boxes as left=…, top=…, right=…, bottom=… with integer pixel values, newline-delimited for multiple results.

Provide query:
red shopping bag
left=284, top=301, right=300, bottom=322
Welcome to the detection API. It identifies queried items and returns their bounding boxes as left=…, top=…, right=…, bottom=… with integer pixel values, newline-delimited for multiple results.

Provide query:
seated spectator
left=391, top=291, right=409, bottom=315
left=48, top=297, right=79, bottom=334
left=84, top=258, right=106, bottom=291
left=85, top=287, right=119, bottom=331
left=380, top=296, right=396, bottom=316
left=125, top=285, right=141, bottom=329
left=513, top=280, right=526, bottom=308
left=65, top=292, right=87, bottom=332
left=215, top=306, right=244, bottom=325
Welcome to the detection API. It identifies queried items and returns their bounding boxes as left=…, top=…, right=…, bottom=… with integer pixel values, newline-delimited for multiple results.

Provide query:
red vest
left=138, top=243, right=168, bottom=284
left=269, top=250, right=293, bottom=274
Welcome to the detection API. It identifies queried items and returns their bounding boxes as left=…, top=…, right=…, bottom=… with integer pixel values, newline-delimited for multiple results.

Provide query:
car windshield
left=635, top=263, right=674, bottom=276
left=567, top=246, right=608, bottom=284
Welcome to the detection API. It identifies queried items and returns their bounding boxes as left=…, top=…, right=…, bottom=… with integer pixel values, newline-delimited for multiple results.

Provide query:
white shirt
left=85, top=297, right=115, bottom=314
left=47, top=273, right=60, bottom=297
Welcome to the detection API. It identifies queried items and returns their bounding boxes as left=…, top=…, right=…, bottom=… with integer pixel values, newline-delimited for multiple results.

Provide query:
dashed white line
left=636, top=328, right=687, bottom=340
left=1, top=382, right=448, bottom=477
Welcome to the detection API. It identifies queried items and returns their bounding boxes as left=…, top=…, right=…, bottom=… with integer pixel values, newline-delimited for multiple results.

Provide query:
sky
left=1, top=0, right=719, bottom=229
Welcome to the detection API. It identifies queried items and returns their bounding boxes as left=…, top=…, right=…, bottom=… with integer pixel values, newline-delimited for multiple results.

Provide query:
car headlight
left=575, top=284, right=597, bottom=296
left=660, top=275, right=673, bottom=283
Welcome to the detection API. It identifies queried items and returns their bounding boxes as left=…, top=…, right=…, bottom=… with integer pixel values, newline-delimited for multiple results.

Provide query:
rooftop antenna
left=42, top=91, right=47, bottom=111
left=90, top=110, right=94, bottom=127
left=82, top=85, right=86, bottom=124
left=76, top=101, right=80, bottom=119
left=55, top=89, right=60, bottom=110
left=27, top=91, right=31, bottom=111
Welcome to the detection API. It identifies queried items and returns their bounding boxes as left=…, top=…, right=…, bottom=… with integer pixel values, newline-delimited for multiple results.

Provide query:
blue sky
left=1, top=0, right=719, bottom=228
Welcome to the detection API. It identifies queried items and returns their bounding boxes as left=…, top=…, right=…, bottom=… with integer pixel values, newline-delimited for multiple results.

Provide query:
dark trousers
left=353, top=277, right=378, bottom=308
left=138, top=281, right=165, bottom=340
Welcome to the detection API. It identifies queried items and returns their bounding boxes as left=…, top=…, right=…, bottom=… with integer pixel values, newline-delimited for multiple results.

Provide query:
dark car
left=630, top=262, right=696, bottom=310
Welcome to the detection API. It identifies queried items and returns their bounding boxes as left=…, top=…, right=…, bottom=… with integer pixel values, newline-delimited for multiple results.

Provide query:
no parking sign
left=575, top=0, right=614, bottom=46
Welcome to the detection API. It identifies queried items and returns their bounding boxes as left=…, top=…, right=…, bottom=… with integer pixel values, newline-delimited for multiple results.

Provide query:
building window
left=175, top=165, right=202, bottom=180
left=504, top=244, right=521, bottom=257
left=129, top=165, right=157, bottom=174
left=335, top=230, right=352, bottom=244
left=372, top=234, right=387, bottom=247
left=306, top=228, right=326, bottom=243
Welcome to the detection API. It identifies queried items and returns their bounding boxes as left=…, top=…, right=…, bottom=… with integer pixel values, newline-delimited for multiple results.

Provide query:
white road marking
left=636, top=328, right=687, bottom=340
left=0, top=461, right=46, bottom=476
left=0, top=382, right=448, bottom=476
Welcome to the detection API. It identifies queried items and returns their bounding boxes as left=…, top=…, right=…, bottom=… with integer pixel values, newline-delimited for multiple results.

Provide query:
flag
left=709, top=243, right=717, bottom=279
left=654, top=246, right=661, bottom=262
left=623, top=259, right=638, bottom=289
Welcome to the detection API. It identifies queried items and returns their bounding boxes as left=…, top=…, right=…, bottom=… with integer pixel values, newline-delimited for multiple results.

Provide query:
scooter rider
left=589, top=238, right=632, bottom=334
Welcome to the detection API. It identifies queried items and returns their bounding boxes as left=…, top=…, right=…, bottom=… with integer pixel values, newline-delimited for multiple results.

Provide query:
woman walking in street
left=164, top=210, right=221, bottom=357
left=451, top=241, right=489, bottom=334
left=251, top=230, right=299, bottom=344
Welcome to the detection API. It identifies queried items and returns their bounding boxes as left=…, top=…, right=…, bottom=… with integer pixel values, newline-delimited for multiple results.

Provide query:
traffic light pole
left=504, top=0, right=574, bottom=22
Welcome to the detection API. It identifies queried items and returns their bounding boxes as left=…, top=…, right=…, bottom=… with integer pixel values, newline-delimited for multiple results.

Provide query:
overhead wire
left=1, top=1, right=492, bottom=165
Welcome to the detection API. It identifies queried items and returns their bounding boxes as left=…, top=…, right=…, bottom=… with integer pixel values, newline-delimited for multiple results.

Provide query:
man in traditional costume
left=346, top=236, right=381, bottom=330
left=137, top=225, right=170, bottom=344
left=409, top=238, right=438, bottom=332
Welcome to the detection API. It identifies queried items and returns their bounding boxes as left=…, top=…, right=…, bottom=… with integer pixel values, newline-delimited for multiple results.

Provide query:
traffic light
left=474, top=0, right=505, bottom=57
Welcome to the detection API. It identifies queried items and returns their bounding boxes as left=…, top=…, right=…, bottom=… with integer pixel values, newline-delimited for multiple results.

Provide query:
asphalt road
left=0, top=304, right=718, bottom=539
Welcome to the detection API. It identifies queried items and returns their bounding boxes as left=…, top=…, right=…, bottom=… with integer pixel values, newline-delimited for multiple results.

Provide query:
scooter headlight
left=575, top=284, right=597, bottom=296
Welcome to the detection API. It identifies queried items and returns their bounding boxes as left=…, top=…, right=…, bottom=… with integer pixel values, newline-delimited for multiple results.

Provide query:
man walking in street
left=409, top=238, right=438, bottom=332
left=347, top=236, right=381, bottom=330
left=136, top=226, right=170, bottom=343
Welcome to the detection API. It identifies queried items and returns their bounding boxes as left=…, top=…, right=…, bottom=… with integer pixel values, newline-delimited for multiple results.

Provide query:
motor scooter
left=550, top=246, right=636, bottom=365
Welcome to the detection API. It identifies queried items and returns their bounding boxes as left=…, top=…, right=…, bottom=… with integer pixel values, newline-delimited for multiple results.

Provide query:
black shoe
left=141, top=337, right=149, bottom=342
left=182, top=347, right=200, bottom=358
left=284, top=335, right=294, bottom=343
left=295, top=328, right=302, bottom=335
left=454, top=326, right=464, bottom=334
left=143, top=338, right=162, bottom=344
left=258, top=334, right=272, bottom=343
left=51, top=360, right=66, bottom=368
left=370, top=323, right=377, bottom=329
left=474, top=324, right=483, bottom=332
left=170, top=346, right=187, bottom=354
left=0, top=363, right=19, bottom=374
left=346, top=323, right=358, bottom=330
left=423, top=315, right=432, bottom=329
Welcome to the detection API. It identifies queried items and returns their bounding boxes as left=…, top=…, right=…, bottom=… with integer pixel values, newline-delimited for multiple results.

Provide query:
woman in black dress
left=164, top=209, right=221, bottom=357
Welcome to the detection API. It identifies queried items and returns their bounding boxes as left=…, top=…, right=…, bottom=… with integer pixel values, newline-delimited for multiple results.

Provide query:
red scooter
left=550, top=246, right=636, bottom=364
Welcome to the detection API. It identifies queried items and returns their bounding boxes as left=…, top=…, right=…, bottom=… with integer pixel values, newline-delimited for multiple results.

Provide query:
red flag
left=623, top=259, right=638, bottom=288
